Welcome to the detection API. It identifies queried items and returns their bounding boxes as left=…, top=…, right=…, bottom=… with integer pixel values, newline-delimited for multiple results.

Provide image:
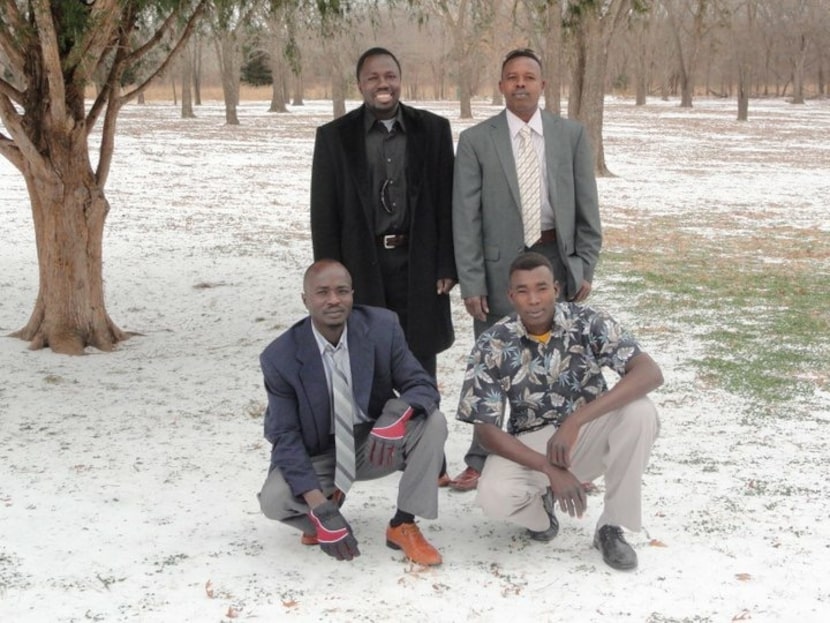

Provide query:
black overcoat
left=310, top=103, right=456, bottom=359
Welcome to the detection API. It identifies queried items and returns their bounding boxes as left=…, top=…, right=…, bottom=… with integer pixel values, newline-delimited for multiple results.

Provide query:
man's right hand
left=463, top=295, right=489, bottom=322
left=546, top=466, right=587, bottom=519
left=307, top=500, right=360, bottom=561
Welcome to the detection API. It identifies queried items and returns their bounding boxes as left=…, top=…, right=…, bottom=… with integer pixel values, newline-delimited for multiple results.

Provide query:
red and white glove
left=308, top=501, right=360, bottom=561
left=368, top=398, right=414, bottom=467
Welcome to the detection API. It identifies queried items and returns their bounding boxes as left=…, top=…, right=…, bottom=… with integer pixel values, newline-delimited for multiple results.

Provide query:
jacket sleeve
left=452, top=129, right=487, bottom=299
left=571, top=123, right=602, bottom=283
left=387, top=316, right=441, bottom=415
left=261, top=354, right=321, bottom=497
left=435, top=116, right=458, bottom=281
left=310, top=126, right=343, bottom=262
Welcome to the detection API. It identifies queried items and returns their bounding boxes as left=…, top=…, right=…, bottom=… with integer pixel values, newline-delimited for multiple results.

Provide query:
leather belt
left=536, top=229, right=556, bottom=245
left=378, top=234, right=408, bottom=249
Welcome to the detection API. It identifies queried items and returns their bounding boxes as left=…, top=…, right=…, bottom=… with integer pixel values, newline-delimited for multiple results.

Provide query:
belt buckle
left=383, top=235, right=395, bottom=249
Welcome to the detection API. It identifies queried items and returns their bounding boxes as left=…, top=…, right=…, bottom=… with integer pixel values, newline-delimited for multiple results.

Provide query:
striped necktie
left=517, top=125, right=542, bottom=246
left=324, top=345, right=356, bottom=492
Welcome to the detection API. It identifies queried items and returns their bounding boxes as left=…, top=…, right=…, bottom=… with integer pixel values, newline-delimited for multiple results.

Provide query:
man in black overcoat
left=310, top=47, right=456, bottom=380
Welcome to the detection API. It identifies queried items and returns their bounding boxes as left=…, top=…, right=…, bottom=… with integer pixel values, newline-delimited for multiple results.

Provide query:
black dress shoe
left=528, top=488, right=559, bottom=542
left=593, top=525, right=637, bottom=570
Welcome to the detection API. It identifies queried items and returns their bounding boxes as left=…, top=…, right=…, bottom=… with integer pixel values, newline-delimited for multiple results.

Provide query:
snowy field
left=1, top=95, right=829, bottom=622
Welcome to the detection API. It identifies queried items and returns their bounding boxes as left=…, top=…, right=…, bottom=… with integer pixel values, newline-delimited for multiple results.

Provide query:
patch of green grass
left=600, top=230, right=830, bottom=412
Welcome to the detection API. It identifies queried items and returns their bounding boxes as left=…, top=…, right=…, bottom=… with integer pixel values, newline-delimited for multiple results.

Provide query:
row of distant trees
left=165, top=0, right=828, bottom=172
left=1, top=0, right=827, bottom=355
left=221, top=0, right=828, bottom=114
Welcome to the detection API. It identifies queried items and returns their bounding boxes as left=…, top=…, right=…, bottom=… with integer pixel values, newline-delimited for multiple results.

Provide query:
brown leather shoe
left=437, top=472, right=452, bottom=487
left=448, top=466, right=480, bottom=491
left=386, top=523, right=442, bottom=566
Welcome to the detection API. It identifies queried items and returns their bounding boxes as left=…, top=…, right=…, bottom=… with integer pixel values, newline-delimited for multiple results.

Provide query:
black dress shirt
left=364, top=107, right=409, bottom=235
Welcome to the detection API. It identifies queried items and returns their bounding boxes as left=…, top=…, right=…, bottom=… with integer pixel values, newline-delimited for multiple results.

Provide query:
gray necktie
left=324, top=345, right=356, bottom=492
left=517, top=125, right=542, bottom=246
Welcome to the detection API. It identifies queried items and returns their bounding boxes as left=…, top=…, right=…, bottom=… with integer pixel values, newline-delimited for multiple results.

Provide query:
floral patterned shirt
left=456, top=303, right=643, bottom=435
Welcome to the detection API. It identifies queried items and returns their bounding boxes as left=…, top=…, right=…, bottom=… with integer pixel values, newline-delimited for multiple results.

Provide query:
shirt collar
left=505, top=107, right=543, bottom=139
left=363, top=104, right=406, bottom=134
left=508, top=303, right=567, bottom=340
left=310, top=322, right=349, bottom=357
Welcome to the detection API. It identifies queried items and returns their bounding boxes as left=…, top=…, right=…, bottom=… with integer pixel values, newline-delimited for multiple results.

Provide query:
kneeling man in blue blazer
left=258, top=259, right=447, bottom=565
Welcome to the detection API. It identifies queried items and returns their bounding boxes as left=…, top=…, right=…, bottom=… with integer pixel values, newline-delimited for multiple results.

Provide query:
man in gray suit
left=449, top=48, right=602, bottom=491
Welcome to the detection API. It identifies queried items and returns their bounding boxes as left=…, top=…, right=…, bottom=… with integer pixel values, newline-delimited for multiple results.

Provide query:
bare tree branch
left=119, top=1, right=209, bottom=105
left=66, top=0, right=123, bottom=87
left=0, top=76, right=24, bottom=105
left=0, top=134, right=24, bottom=171
left=126, top=0, right=207, bottom=69
left=85, top=1, right=138, bottom=132
left=0, top=6, right=28, bottom=77
left=31, top=0, right=69, bottom=126
left=0, top=93, right=48, bottom=176
left=0, top=0, right=26, bottom=32
left=91, top=20, right=134, bottom=186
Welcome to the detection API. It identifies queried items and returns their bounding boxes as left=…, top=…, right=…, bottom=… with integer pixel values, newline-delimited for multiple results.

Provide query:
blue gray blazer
left=259, top=305, right=439, bottom=496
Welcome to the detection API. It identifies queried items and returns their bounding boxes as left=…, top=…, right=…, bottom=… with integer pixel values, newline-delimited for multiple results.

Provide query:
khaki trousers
left=475, top=397, right=659, bottom=533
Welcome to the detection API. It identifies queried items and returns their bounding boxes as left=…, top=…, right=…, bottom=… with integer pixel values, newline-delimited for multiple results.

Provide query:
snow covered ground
left=1, top=95, right=828, bottom=622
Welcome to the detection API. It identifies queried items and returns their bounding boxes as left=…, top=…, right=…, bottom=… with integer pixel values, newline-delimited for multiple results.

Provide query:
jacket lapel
left=402, top=104, right=424, bottom=219
left=541, top=110, right=562, bottom=212
left=346, top=312, right=374, bottom=418
left=296, top=320, right=330, bottom=436
left=490, top=111, right=523, bottom=211
left=339, top=107, right=373, bottom=226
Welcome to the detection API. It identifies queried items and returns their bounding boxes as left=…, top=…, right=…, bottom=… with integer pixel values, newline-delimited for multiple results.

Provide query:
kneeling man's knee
left=258, top=469, right=294, bottom=521
left=476, top=474, right=521, bottom=520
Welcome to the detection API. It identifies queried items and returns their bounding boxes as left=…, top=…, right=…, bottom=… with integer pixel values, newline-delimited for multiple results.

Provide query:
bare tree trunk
left=791, top=34, right=807, bottom=104
left=541, top=0, right=563, bottom=115
left=668, top=0, right=709, bottom=108
left=332, top=71, right=347, bottom=119
left=735, top=2, right=755, bottom=122
left=568, top=0, right=631, bottom=177
left=490, top=82, right=502, bottom=106
left=430, top=0, right=494, bottom=119
left=192, top=37, right=203, bottom=106
left=11, top=136, right=128, bottom=354
left=632, top=13, right=651, bottom=106
left=458, top=59, right=473, bottom=118
left=292, top=73, right=304, bottom=106
left=181, top=43, right=196, bottom=118
left=737, top=65, right=749, bottom=120
left=268, top=43, right=289, bottom=113
left=215, top=34, right=240, bottom=124
left=270, top=78, right=288, bottom=112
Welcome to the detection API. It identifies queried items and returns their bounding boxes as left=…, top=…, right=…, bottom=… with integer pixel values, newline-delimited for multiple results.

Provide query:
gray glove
left=307, top=501, right=360, bottom=561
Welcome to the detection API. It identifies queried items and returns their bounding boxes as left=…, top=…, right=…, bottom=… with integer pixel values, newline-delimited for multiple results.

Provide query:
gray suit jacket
left=453, top=109, right=601, bottom=316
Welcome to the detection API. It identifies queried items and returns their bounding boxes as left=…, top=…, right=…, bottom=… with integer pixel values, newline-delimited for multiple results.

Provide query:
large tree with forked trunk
left=0, top=0, right=207, bottom=354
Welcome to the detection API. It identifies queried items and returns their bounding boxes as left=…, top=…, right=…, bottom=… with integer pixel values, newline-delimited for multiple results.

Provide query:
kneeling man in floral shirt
left=456, top=251, right=663, bottom=570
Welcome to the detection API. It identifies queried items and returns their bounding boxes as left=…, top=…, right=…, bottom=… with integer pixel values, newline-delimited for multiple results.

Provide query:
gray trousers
left=259, top=411, right=447, bottom=534
left=475, top=397, right=659, bottom=533
left=465, top=239, right=569, bottom=472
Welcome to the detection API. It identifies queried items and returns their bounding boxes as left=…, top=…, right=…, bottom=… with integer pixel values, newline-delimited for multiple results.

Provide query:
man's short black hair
left=501, top=48, right=543, bottom=74
left=509, top=251, right=554, bottom=279
left=356, top=47, right=402, bottom=80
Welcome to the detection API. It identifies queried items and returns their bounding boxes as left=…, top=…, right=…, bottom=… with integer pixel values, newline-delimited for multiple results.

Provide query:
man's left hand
left=571, top=280, right=592, bottom=302
left=547, top=418, right=580, bottom=468
left=436, top=278, right=456, bottom=295
left=368, top=398, right=414, bottom=467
